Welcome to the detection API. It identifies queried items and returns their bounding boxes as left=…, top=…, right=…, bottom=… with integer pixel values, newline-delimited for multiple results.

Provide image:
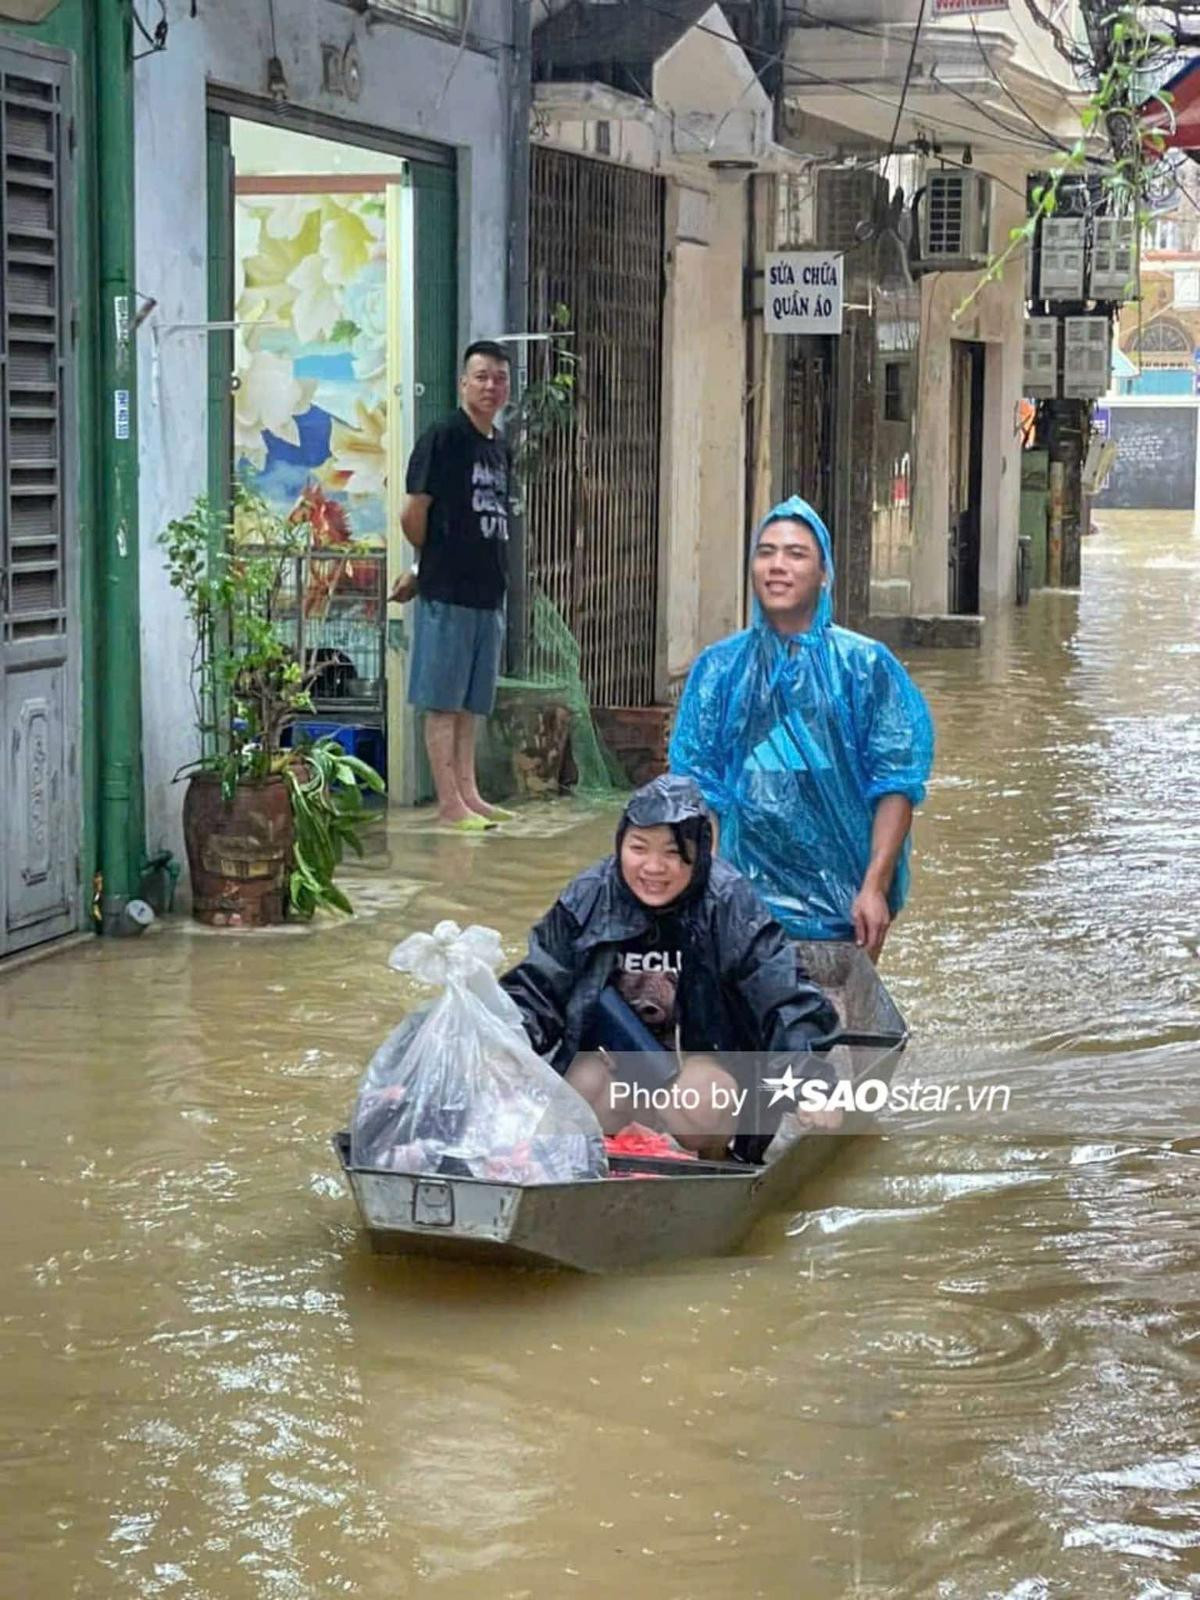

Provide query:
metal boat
left=333, top=941, right=906, bottom=1272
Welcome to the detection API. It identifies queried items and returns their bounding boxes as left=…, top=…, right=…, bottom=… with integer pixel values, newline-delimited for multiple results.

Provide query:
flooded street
left=2, top=512, right=1199, bottom=1599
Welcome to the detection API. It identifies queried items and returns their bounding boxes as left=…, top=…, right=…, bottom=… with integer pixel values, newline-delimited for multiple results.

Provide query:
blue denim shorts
left=407, top=596, right=505, bottom=716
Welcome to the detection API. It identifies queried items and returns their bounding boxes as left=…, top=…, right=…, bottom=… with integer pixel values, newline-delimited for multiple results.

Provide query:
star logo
left=761, top=1062, right=805, bottom=1108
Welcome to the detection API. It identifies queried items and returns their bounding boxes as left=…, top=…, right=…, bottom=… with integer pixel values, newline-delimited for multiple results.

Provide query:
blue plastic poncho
left=668, top=497, right=934, bottom=941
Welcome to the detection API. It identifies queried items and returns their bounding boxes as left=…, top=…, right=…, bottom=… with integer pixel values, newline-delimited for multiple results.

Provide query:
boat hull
left=334, top=941, right=907, bottom=1272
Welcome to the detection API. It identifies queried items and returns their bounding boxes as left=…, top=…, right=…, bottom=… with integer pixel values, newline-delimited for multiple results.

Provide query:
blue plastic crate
left=286, top=721, right=385, bottom=780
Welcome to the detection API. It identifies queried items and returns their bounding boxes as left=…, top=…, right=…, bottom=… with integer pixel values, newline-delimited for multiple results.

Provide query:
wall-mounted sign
left=933, top=0, right=1008, bottom=13
left=764, top=252, right=844, bottom=336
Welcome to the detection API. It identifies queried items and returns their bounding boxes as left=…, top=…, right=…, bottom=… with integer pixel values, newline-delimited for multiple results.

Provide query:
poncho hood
left=751, top=495, right=835, bottom=640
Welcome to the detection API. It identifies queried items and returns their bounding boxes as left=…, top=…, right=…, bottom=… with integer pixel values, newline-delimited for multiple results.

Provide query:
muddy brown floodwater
left=2, top=513, right=1199, bottom=1599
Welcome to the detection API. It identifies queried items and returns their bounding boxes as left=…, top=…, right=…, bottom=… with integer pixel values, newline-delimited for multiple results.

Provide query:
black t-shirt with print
left=405, top=408, right=511, bottom=611
left=613, top=913, right=686, bottom=1049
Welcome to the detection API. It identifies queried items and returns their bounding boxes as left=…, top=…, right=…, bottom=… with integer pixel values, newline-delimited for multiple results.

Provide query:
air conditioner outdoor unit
left=917, top=170, right=992, bottom=270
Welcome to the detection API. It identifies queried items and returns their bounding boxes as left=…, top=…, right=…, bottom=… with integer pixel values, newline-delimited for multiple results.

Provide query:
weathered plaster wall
left=910, top=159, right=1027, bottom=616
left=134, top=0, right=512, bottom=865
left=660, top=204, right=707, bottom=692
left=697, top=179, right=748, bottom=649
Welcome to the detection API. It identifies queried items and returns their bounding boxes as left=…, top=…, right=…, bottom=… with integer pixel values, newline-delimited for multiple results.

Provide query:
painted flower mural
left=234, top=187, right=391, bottom=547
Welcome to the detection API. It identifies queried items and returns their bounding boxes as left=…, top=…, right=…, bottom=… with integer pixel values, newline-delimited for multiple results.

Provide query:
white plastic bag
left=350, top=920, right=608, bottom=1184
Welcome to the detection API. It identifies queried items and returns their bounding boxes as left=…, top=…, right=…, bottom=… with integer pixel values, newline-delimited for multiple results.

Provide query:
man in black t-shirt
left=399, top=341, right=516, bottom=830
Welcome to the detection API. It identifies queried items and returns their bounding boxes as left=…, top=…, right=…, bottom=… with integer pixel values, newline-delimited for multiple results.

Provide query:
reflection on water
left=1, top=513, right=1198, bottom=1598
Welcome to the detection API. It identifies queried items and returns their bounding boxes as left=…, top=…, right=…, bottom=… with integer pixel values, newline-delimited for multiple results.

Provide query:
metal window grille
left=782, top=341, right=834, bottom=522
left=526, top=146, right=664, bottom=708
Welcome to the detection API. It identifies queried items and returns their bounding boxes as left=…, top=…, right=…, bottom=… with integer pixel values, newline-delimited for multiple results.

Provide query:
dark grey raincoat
left=499, top=776, right=840, bottom=1079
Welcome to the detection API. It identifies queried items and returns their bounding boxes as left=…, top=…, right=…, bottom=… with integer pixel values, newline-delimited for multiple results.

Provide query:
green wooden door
left=409, top=161, right=458, bottom=436
left=398, top=160, right=456, bottom=805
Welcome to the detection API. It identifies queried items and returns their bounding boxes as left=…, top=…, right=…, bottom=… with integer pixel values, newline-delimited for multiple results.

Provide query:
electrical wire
left=967, top=13, right=1075, bottom=152
left=534, top=0, right=1083, bottom=160
left=132, top=0, right=168, bottom=62
left=908, top=147, right=1031, bottom=202
left=782, top=57, right=1072, bottom=154
left=884, top=0, right=928, bottom=166
left=788, top=0, right=1080, bottom=154
left=1020, top=0, right=1093, bottom=72
left=432, top=0, right=477, bottom=114
left=927, top=61, right=1066, bottom=154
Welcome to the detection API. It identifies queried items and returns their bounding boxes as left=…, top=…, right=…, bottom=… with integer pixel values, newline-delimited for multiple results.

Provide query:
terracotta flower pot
left=182, top=772, right=294, bottom=928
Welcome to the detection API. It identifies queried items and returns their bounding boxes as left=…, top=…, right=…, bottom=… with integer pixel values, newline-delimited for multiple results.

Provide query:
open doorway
left=949, top=339, right=985, bottom=615
left=207, top=111, right=458, bottom=804
left=228, top=120, right=406, bottom=793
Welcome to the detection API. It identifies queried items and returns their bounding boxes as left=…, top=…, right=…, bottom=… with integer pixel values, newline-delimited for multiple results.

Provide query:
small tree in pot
left=161, top=485, right=383, bottom=927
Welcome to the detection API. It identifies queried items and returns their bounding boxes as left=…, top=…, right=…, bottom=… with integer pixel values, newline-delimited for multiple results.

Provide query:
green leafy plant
left=160, top=484, right=383, bottom=918
left=286, top=738, right=385, bottom=919
left=510, top=302, right=576, bottom=504
left=160, top=483, right=313, bottom=792
left=959, top=3, right=1173, bottom=318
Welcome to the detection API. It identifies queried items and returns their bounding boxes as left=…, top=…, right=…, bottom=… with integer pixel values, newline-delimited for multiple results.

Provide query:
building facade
left=0, top=0, right=143, bottom=955
left=134, top=0, right=522, bottom=874
left=528, top=0, right=801, bottom=708
left=771, top=0, right=1088, bottom=629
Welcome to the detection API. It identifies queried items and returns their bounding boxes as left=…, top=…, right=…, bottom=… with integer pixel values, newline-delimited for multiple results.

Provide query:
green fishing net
left=481, top=590, right=628, bottom=801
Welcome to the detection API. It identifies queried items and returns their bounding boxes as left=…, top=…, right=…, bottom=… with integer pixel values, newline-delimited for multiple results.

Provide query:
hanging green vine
left=958, top=3, right=1176, bottom=317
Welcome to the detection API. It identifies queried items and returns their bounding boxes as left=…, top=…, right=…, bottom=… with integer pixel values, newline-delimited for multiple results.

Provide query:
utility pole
left=1032, top=1, right=1136, bottom=590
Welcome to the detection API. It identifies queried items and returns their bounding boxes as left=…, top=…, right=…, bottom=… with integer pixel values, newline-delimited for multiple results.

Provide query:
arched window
left=1127, top=317, right=1192, bottom=354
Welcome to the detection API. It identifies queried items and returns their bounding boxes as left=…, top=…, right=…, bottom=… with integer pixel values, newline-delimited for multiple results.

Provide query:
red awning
left=1142, top=56, right=1200, bottom=153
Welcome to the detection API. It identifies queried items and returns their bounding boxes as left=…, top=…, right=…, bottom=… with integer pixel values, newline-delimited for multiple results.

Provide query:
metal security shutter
left=0, top=41, right=79, bottom=957
left=527, top=147, right=663, bottom=708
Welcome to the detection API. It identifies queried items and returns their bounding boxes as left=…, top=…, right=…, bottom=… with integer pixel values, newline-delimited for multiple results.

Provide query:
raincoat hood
left=751, top=495, right=835, bottom=638
left=615, top=775, right=714, bottom=911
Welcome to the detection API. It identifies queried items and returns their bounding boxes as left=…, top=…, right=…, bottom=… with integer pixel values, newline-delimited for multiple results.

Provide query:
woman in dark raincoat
left=500, top=775, right=840, bottom=1160
left=669, top=497, right=934, bottom=959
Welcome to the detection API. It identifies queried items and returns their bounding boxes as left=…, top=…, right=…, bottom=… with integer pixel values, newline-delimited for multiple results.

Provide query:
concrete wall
left=697, top=180, right=747, bottom=650
left=909, top=157, right=1028, bottom=616
left=659, top=178, right=749, bottom=693
left=134, top=0, right=513, bottom=869
left=657, top=13, right=761, bottom=684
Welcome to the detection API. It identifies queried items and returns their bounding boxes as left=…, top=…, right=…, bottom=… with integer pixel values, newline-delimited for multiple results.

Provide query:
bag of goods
left=350, top=921, right=608, bottom=1185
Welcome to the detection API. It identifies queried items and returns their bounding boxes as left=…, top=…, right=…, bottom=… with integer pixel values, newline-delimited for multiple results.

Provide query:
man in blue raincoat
left=669, top=497, right=934, bottom=960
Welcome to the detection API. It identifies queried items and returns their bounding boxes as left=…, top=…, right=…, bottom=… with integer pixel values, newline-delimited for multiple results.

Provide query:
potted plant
left=161, top=484, right=383, bottom=927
